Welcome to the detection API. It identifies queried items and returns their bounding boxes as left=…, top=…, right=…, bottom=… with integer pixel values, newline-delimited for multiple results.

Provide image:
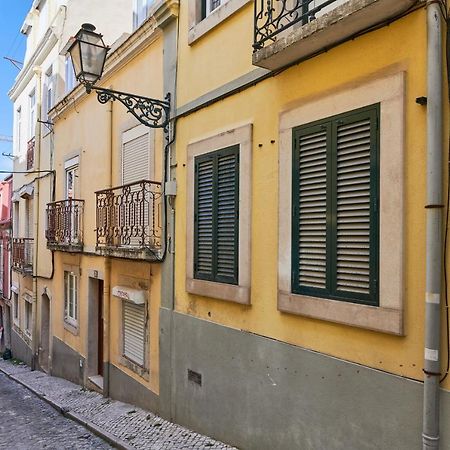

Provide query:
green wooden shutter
left=194, top=146, right=239, bottom=284
left=292, top=105, right=379, bottom=306
left=195, top=157, right=214, bottom=279
left=292, top=125, right=330, bottom=296
left=215, top=150, right=239, bottom=284
left=333, top=109, right=379, bottom=304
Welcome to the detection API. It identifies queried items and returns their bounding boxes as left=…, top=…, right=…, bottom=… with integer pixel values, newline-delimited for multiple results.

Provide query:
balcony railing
left=254, top=0, right=340, bottom=50
left=46, top=199, right=84, bottom=250
left=27, top=137, right=35, bottom=170
left=95, top=180, right=162, bottom=260
left=253, top=0, right=417, bottom=69
left=12, top=238, right=33, bottom=273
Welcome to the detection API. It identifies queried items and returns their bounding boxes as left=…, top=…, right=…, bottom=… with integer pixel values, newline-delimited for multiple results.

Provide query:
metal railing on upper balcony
left=46, top=199, right=84, bottom=249
left=27, top=137, right=35, bottom=170
left=253, top=0, right=340, bottom=50
left=95, top=180, right=162, bottom=257
left=12, top=238, right=33, bottom=273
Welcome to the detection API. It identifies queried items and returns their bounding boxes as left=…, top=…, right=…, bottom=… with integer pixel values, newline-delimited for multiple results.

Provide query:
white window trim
left=278, top=72, right=405, bottom=335
left=29, top=89, right=36, bottom=139
left=23, top=292, right=33, bottom=337
left=186, top=123, right=252, bottom=305
left=12, top=291, right=20, bottom=326
left=64, top=269, right=79, bottom=330
left=188, top=0, right=252, bottom=45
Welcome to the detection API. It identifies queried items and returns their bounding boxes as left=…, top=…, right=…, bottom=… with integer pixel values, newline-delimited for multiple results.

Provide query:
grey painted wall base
left=168, top=311, right=450, bottom=450
left=51, top=336, right=85, bottom=385
left=107, top=363, right=159, bottom=413
left=11, top=329, right=32, bottom=366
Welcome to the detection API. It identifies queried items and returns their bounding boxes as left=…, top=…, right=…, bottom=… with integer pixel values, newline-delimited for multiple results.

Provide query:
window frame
left=29, top=89, right=36, bottom=139
left=291, top=104, right=380, bottom=306
left=65, top=56, right=76, bottom=94
left=188, top=0, right=252, bottom=45
left=24, top=295, right=32, bottom=337
left=194, top=145, right=240, bottom=285
left=13, top=292, right=19, bottom=325
left=64, top=270, right=78, bottom=327
left=278, top=72, right=405, bottom=335
left=186, top=124, right=252, bottom=305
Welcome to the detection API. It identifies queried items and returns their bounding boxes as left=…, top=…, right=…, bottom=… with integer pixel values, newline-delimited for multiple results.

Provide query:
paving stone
left=0, top=359, right=238, bottom=449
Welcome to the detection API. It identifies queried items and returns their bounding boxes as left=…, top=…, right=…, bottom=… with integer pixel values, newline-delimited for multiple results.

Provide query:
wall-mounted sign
left=112, top=285, right=147, bottom=305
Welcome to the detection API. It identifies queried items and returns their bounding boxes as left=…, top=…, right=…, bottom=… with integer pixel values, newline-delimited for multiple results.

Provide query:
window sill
left=188, top=0, right=252, bottom=45
left=278, top=291, right=403, bottom=336
left=64, top=320, right=79, bottom=336
left=186, top=277, right=250, bottom=305
left=120, top=356, right=149, bottom=381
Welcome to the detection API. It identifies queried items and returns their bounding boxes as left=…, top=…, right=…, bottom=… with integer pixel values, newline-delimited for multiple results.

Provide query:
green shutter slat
left=216, top=151, right=239, bottom=283
left=335, top=118, right=373, bottom=297
left=295, top=128, right=328, bottom=291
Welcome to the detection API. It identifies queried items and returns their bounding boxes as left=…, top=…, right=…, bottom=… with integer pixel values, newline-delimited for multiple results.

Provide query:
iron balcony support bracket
left=93, top=86, right=171, bottom=130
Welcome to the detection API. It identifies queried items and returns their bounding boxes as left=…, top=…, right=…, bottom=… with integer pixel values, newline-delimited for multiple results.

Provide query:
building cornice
left=49, top=0, right=179, bottom=121
left=9, top=27, right=57, bottom=101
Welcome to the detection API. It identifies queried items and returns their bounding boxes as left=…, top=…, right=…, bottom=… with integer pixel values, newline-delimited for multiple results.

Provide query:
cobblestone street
left=0, top=371, right=112, bottom=450
left=0, top=360, right=236, bottom=450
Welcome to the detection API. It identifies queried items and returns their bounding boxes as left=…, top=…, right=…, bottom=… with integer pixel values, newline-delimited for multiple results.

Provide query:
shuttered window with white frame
left=123, top=301, right=146, bottom=367
left=292, top=104, right=379, bottom=306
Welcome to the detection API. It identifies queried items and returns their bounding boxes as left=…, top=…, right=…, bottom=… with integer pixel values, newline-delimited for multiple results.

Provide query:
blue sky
left=0, top=1, right=32, bottom=176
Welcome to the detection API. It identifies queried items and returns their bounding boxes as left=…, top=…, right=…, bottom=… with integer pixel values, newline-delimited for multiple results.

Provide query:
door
left=97, top=280, right=104, bottom=376
left=40, top=294, right=50, bottom=372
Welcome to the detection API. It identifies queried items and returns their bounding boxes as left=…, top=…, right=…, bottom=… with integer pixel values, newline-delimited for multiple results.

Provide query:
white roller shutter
left=122, top=125, right=153, bottom=185
left=123, top=301, right=146, bottom=366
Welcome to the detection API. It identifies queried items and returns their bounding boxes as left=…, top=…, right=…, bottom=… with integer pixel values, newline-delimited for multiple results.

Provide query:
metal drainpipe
left=422, top=2, right=444, bottom=449
left=102, top=97, right=113, bottom=397
left=31, top=66, right=42, bottom=371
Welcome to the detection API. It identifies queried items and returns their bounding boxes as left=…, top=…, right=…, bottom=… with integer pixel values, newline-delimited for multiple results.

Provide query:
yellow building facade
left=169, top=1, right=450, bottom=449
left=47, top=2, right=178, bottom=410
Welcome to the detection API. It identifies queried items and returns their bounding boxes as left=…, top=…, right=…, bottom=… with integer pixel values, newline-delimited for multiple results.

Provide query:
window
left=123, top=301, right=146, bottom=366
left=188, top=0, right=251, bottom=45
left=44, top=66, right=54, bottom=119
left=204, top=0, right=226, bottom=17
left=133, top=0, right=154, bottom=29
left=29, top=90, right=36, bottom=139
left=25, top=198, right=33, bottom=239
left=24, top=297, right=32, bottom=335
left=292, top=105, right=379, bottom=306
left=13, top=292, right=19, bottom=323
left=65, top=157, right=79, bottom=199
left=194, top=145, right=239, bottom=284
left=278, top=72, right=405, bottom=335
left=186, top=124, right=252, bottom=305
left=13, top=202, right=19, bottom=238
left=64, top=271, right=78, bottom=326
left=16, top=107, right=21, bottom=156
left=65, top=56, right=76, bottom=94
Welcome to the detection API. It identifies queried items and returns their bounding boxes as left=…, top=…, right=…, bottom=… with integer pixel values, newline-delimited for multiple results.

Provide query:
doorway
left=88, top=277, right=104, bottom=389
left=40, top=294, right=50, bottom=372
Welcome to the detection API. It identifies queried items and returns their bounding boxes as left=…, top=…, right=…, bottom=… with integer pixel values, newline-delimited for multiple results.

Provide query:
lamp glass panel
left=69, top=42, right=82, bottom=79
left=79, top=41, right=107, bottom=83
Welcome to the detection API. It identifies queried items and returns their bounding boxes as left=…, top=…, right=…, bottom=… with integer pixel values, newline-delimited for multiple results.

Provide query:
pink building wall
left=0, top=176, right=12, bottom=300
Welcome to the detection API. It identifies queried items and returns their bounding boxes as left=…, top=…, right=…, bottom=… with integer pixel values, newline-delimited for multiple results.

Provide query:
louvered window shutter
left=122, top=132, right=150, bottom=185
left=292, top=105, right=379, bottom=305
left=123, top=301, right=146, bottom=366
left=194, top=146, right=239, bottom=285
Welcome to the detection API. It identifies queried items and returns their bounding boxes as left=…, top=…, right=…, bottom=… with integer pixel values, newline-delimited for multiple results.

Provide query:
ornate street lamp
left=66, top=24, right=170, bottom=130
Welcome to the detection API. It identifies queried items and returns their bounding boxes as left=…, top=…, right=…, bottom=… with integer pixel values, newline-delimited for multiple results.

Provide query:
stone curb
left=0, top=364, right=122, bottom=449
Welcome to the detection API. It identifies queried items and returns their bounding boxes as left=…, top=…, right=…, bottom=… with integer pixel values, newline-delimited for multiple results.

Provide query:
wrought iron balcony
left=46, top=199, right=84, bottom=251
left=27, top=137, right=35, bottom=170
left=253, top=0, right=418, bottom=70
left=95, top=180, right=162, bottom=261
left=12, top=238, right=33, bottom=273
